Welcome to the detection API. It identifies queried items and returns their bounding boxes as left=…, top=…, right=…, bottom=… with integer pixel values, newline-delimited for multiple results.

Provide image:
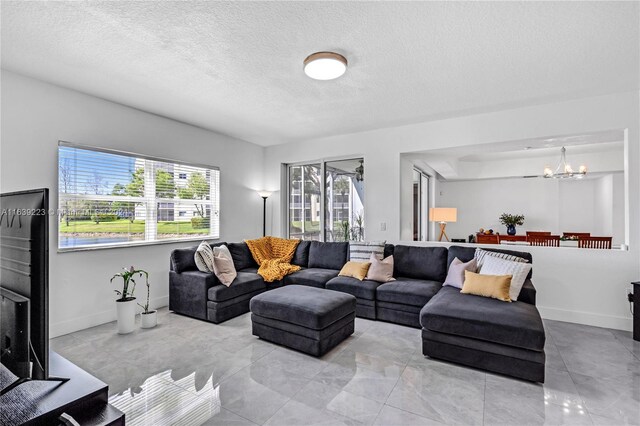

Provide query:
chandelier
left=543, top=147, right=587, bottom=179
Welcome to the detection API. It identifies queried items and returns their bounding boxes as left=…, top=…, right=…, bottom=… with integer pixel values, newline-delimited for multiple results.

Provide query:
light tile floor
left=50, top=308, right=640, bottom=425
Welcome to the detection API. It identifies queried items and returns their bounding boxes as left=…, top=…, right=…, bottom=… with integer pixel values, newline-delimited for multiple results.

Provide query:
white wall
left=264, top=91, right=640, bottom=331
left=436, top=174, right=625, bottom=245
left=0, top=71, right=266, bottom=337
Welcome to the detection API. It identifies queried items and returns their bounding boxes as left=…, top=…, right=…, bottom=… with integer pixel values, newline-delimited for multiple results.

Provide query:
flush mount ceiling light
left=303, top=52, right=347, bottom=80
left=543, top=146, right=587, bottom=179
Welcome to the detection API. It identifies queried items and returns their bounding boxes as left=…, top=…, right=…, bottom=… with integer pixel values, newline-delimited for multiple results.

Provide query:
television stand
left=0, top=351, right=124, bottom=425
left=0, top=374, right=70, bottom=396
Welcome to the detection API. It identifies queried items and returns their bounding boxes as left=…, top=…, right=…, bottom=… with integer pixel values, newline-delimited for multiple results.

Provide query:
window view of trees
left=58, top=144, right=219, bottom=249
left=288, top=159, right=365, bottom=241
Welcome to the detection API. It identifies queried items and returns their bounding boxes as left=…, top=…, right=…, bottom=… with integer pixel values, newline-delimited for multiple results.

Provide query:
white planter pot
left=116, top=298, right=137, bottom=334
left=140, top=310, right=157, bottom=329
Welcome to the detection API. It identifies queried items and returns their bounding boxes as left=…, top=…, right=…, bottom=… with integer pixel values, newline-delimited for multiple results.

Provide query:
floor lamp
left=257, top=190, right=272, bottom=237
left=429, top=207, right=457, bottom=242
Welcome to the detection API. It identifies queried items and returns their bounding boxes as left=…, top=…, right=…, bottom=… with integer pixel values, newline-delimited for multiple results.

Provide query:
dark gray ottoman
left=250, top=285, right=356, bottom=356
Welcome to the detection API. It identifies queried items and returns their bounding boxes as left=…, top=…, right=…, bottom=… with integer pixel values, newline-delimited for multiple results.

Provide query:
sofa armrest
left=517, top=279, right=537, bottom=305
left=169, top=270, right=220, bottom=320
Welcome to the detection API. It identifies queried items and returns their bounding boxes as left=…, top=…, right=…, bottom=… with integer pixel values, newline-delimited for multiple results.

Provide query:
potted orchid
left=111, top=266, right=148, bottom=334
left=137, top=276, right=157, bottom=329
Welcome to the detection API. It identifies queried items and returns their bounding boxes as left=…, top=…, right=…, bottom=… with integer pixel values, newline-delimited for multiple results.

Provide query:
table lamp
left=429, top=208, right=457, bottom=242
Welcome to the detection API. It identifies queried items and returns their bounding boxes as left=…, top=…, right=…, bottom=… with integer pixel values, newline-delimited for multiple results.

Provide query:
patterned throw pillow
left=194, top=241, right=214, bottom=273
left=479, top=255, right=532, bottom=301
left=349, top=241, right=385, bottom=262
left=474, top=248, right=528, bottom=270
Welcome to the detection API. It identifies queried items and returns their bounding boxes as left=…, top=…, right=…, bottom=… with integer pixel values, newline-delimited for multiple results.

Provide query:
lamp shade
left=257, top=190, right=273, bottom=198
left=429, top=207, right=457, bottom=223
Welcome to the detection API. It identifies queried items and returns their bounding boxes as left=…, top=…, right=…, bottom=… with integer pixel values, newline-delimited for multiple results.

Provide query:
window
left=287, top=158, right=365, bottom=242
left=58, top=142, right=220, bottom=250
left=179, top=173, right=187, bottom=179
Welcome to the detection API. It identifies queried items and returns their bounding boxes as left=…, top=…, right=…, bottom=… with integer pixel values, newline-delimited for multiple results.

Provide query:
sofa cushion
left=308, top=241, right=348, bottom=270
left=207, top=272, right=266, bottom=302
left=383, top=244, right=395, bottom=259
left=171, top=246, right=198, bottom=273
left=420, top=286, right=545, bottom=351
left=292, top=240, right=312, bottom=267
left=325, top=276, right=382, bottom=301
left=283, top=268, right=339, bottom=288
left=376, top=278, right=442, bottom=307
left=393, top=245, right=448, bottom=281
left=518, top=279, right=536, bottom=305
left=250, top=285, right=356, bottom=330
left=227, top=242, right=259, bottom=271
left=171, top=242, right=227, bottom=273
left=448, top=245, right=533, bottom=279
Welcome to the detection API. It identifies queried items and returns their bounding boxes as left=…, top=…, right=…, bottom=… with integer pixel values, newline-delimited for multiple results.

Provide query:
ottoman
left=250, top=285, right=356, bottom=356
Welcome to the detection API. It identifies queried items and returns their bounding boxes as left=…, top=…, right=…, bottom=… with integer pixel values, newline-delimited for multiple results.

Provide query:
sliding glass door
left=288, top=164, right=322, bottom=240
left=413, top=168, right=430, bottom=241
left=324, top=159, right=365, bottom=242
left=287, top=158, right=365, bottom=241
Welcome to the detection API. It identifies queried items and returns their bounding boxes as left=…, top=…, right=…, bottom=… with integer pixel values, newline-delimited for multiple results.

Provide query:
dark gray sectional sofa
left=169, top=240, right=545, bottom=382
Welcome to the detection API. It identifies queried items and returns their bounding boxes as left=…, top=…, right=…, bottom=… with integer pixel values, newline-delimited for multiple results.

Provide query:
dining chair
left=528, top=235, right=561, bottom=247
left=563, top=232, right=591, bottom=239
left=526, top=231, right=552, bottom=237
left=578, top=236, right=612, bottom=249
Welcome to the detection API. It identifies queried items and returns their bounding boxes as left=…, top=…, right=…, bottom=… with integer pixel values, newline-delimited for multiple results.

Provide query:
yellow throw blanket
left=245, top=236, right=301, bottom=282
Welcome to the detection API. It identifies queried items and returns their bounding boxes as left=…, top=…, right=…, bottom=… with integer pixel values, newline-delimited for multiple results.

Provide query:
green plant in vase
left=499, top=213, right=525, bottom=236
left=137, top=274, right=157, bottom=329
left=110, top=266, right=148, bottom=334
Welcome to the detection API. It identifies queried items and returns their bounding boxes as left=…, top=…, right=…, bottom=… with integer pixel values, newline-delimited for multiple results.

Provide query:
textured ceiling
left=2, top=1, right=639, bottom=146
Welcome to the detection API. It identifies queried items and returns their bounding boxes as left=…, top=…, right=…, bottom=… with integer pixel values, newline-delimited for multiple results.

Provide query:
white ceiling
left=2, top=1, right=639, bottom=146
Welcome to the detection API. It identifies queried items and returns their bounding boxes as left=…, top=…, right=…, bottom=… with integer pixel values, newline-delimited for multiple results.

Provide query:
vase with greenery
left=137, top=275, right=157, bottom=329
left=499, top=213, right=525, bottom=236
left=111, top=266, right=148, bottom=334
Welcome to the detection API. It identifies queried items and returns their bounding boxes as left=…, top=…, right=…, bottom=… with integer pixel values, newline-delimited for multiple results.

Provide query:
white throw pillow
left=479, top=255, right=532, bottom=301
left=349, top=241, right=386, bottom=262
left=212, top=245, right=237, bottom=287
left=194, top=241, right=214, bottom=273
left=474, top=248, right=529, bottom=271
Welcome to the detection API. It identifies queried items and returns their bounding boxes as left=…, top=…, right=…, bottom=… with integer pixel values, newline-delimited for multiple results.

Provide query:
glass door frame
left=413, top=167, right=432, bottom=241
left=284, top=156, right=364, bottom=242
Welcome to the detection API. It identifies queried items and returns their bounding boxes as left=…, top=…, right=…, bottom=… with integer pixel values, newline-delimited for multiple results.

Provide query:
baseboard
left=50, top=295, right=169, bottom=338
left=51, top=298, right=632, bottom=337
left=538, top=305, right=632, bottom=332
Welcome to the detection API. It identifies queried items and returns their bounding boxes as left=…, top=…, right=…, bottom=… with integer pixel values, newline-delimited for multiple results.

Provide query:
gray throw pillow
left=444, top=257, right=478, bottom=289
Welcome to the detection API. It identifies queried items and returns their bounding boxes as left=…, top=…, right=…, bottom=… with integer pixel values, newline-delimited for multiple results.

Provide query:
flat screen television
left=0, top=188, right=49, bottom=380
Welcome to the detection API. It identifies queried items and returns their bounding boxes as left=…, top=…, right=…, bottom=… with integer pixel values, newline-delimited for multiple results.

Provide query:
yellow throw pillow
left=339, top=261, right=372, bottom=281
left=461, top=271, right=512, bottom=302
